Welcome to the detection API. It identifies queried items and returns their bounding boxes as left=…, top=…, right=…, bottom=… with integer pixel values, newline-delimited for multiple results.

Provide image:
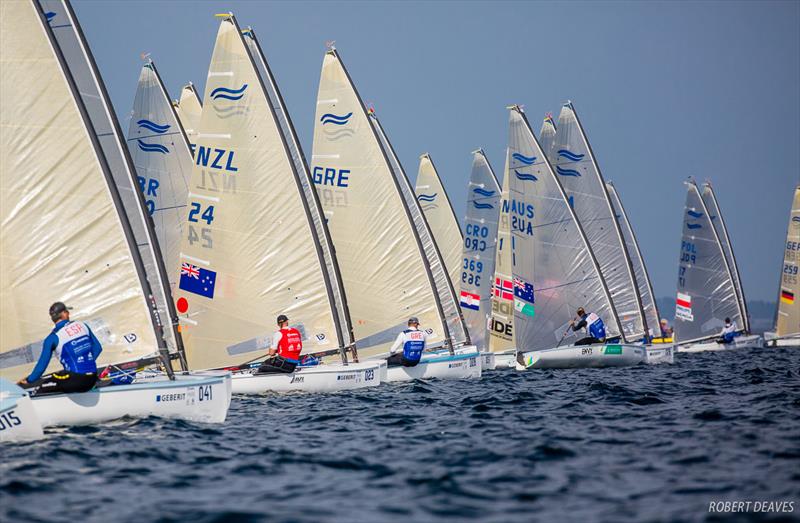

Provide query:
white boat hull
left=644, top=344, right=674, bottom=364
left=0, top=380, right=44, bottom=443
left=763, top=333, right=800, bottom=348
left=520, top=343, right=646, bottom=369
left=385, top=351, right=482, bottom=382
left=230, top=361, right=382, bottom=394
left=31, top=372, right=231, bottom=427
left=676, top=334, right=763, bottom=353
left=492, top=353, right=517, bottom=369
left=480, top=352, right=494, bottom=370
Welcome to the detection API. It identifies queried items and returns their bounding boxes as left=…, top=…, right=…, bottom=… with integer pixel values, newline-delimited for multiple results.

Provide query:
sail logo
left=511, top=153, right=536, bottom=166
left=514, top=169, right=537, bottom=182
left=792, top=216, right=800, bottom=227
left=417, top=193, right=437, bottom=203
left=555, top=165, right=581, bottom=177
left=472, top=201, right=494, bottom=210
left=137, top=140, right=169, bottom=154
left=686, top=210, right=704, bottom=230
left=320, top=112, right=353, bottom=126
left=210, top=84, right=248, bottom=101
left=137, top=119, right=170, bottom=134
left=472, top=187, right=496, bottom=197
left=543, top=113, right=557, bottom=131
left=557, top=149, right=585, bottom=162
left=195, top=146, right=239, bottom=172
left=45, top=11, right=57, bottom=22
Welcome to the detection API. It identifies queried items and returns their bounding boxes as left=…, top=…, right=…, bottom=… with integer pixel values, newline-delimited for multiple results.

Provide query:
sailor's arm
left=268, top=331, right=282, bottom=356
left=389, top=332, right=404, bottom=354
left=21, top=334, right=57, bottom=385
left=572, top=318, right=587, bottom=332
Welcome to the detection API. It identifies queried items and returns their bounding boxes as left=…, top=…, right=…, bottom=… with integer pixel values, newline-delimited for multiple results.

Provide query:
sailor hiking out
left=386, top=317, right=428, bottom=367
left=17, top=302, right=103, bottom=396
left=570, top=307, right=607, bottom=346
left=717, top=317, right=739, bottom=344
left=257, top=315, right=303, bottom=374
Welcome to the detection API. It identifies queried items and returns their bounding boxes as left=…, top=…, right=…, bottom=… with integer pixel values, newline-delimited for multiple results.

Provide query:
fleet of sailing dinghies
left=497, top=106, right=644, bottom=369
left=551, top=102, right=648, bottom=341
left=173, top=82, right=203, bottom=150
left=0, top=379, right=43, bottom=443
left=0, top=0, right=231, bottom=427
left=765, top=187, right=800, bottom=348
left=673, top=179, right=761, bottom=352
left=310, top=47, right=479, bottom=381
left=461, top=150, right=502, bottom=368
left=415, top=153, right=465, bottom=292
left=173, top=15, right=382, bottom=393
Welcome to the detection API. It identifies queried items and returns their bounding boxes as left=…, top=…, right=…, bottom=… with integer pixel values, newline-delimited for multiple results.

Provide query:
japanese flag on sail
left=179, top=262, right=217, bottom=299
left=460, top=291, right=480, bottom=311
left=675, top=292, right=693, bottom=321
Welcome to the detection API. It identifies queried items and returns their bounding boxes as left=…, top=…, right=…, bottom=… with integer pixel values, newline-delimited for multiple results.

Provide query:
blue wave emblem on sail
left=556, top=166, right=581, bottom=177
left=512, top=153, right=536, bottom=165
left=473, top=201, right=494, bottom=210
left=137, top=119, right=170, bottom=134
left=417, top=193, right=437, bottom=203
left=687, top=210, right=704, bottom=219
left=557, top=149, right=585, bottom=162
left=686, top=223, right=702, bottom=230
left=472, top=187, right=496, bottom=197
left=514, top=170, right=538, bottom=182
left=320, top=112, right=353, bottom=126
left=137, top=140, right=169, bottom=154
left=45, top=12, right=57, bottom=21
left=793, top=216, right=800, bottom=224
left=210, top=84, right=248, bottom=101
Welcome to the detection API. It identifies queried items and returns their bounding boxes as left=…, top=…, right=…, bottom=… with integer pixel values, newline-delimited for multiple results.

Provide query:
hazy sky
left=73, top=0, right=799, bottom=302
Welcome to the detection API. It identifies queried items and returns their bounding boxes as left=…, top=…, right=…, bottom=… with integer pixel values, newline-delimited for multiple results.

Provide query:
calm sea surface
left=1, top=347, right=799, bottom=523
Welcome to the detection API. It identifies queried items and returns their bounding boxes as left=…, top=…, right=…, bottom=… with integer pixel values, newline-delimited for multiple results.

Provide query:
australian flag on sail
left=179, top=262, right=217, bottom=299
left=513, top=277, right=534, bottom=303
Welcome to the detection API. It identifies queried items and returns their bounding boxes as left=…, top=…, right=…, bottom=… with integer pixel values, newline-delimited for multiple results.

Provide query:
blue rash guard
left=26, top=320, right=103, bottom=382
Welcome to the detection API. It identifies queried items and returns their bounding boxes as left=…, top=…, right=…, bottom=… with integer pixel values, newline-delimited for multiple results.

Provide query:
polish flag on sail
left=675, top=292, right=693, bottom=321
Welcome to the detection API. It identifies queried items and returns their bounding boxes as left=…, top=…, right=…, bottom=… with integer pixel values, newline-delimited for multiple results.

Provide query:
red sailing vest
left=277, top=327, right=303, bottom=361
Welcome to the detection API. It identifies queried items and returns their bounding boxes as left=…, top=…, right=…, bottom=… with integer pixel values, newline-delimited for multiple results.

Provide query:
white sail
left=488, top=154, right=516, bottom=354
left=507, top=106, right=621, bottom=352
left=552, top=102, right=646, bottom=339
left=701, top=182, right=750, bottom=332
left=606, top=182, right=661, bottom=336
left=174, top=83, right=202, bottom=153
left=415, top=154, right=464, bottom=290
left=462, top=150, right=501, bottom=351
left=310, top=49, right=448, bottom=357
left=674, top=179, right=743, bottom=343
left=175, top=15, right=343, bottom=370
left=242, top=27, right=354, bottom=359
left=1, top=0, right=163, bottom=379
left=775, top=186, right=800, bottom=337
left=126, top=61, right=192, bottom=307
left=539, top=113, right=557, bottom=159
left=37, top=0, right=180, bottom=354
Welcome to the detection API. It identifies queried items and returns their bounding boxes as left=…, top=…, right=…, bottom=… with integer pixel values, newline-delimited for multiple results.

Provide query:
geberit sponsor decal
left=156, top=393, right=186, bottom=402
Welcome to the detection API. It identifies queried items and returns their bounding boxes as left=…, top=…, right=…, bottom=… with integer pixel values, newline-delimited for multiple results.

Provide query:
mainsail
left=462, top=149, right=501, bottom=350
left=1, top=0, right=168, bottom=379
left=606, top=182, right=661, bottom=336
left=701, top=182, right=750, bottom=332
left=507, top=105, right=621, bottom=352
left=415, top=154, right=464, bottom=289
left=774, top=186, right=800, bottom=337
left=488, top=153, right=516, bottom=354
left=551, top=102, right=646, bottom=340
left=174, top=82, right=202, bottom=153
left=311, top=48, right=455, bottom=357
left=36, top=0, right=181, bottom=355
left=126, top=60, right=193, bottom=300
left=175, top=15, right=345, bottom=370
left=539, top=113, right=557, bottom=158
left=674, top=179, right=743, bottom=343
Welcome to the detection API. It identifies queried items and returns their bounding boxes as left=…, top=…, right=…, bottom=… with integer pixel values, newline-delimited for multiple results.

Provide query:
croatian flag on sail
left=460, top=291, right=480, bottom=311
left=675, top=292, right=693, bottom=321
left=179, top=263, right=217, bottom=299
left=493, top=277, right=513, bottom=301
left=513, top=277, right=534, bottom=304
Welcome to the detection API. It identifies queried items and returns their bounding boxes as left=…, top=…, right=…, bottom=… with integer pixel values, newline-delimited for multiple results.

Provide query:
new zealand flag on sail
left=513, top=277, right=534, bottom=304
left=179, top=263, right=217, bottom=299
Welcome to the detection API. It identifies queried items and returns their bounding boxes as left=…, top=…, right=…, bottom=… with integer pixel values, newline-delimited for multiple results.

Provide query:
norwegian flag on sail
left=494, top=277, right=513, bottom=301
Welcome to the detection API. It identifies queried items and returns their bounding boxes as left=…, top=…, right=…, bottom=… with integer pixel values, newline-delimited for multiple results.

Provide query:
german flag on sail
left=780, top=288, right=795, bottom=305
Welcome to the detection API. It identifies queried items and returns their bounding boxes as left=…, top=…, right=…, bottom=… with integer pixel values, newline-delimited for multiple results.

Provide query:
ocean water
left=1, top=347, right=798, bottom=523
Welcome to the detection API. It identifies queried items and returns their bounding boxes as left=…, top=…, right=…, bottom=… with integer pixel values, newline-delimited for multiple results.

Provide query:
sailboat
left=415, top=153, right=464, bottom=291
left=311, top=47, right=480, bottom=382
left=605, top=182, right=673, bottom=364
left=462, top=150, right=503, bottom=369
left=0, top=379, right=43, bottom=443
left=1, top=0, right=230, bottom=427
left=551, top=102, right=648, bottom=342
left=173, top=82, right=202, bottom=154
left=503, top=106, right=645, bottom=369
left=174, top=15, right=382, bottom=393
left=764, top=186, right=800, bottom=347
left=673, top=179, right=761, bottom=352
